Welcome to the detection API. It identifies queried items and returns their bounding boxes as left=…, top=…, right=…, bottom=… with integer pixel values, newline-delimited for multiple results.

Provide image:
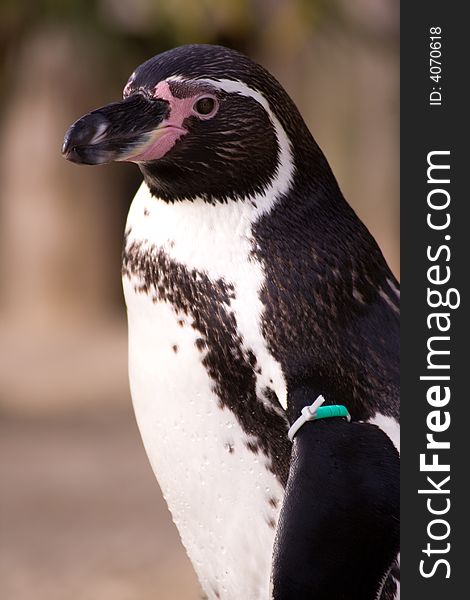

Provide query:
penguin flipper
left=271, top=390, right=400, bottom=600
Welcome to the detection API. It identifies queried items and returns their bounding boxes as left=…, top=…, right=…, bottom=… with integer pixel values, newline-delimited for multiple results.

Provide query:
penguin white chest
left=122, top=184, right=289, bottom=599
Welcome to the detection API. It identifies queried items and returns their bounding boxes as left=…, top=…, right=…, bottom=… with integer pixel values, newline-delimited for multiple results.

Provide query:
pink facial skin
left=127, top=125, right=187, bottom=162
left=125, top=81, right=217, bottom=162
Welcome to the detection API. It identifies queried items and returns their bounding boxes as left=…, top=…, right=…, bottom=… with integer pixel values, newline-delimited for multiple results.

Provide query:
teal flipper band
left=314, top=405, right=351, bottom=421
left=287, top=395, right=351, bottom=441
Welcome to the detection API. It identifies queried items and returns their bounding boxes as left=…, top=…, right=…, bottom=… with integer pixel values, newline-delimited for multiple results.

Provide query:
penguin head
left=62, top=44, right=318, bottom=203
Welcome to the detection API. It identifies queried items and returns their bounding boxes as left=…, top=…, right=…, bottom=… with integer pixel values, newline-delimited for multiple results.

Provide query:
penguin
left=62, top=44, right=400, bottom=600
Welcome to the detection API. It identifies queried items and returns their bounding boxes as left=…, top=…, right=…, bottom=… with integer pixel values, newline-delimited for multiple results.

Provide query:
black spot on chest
left=122, top=241, right=291, bottom=486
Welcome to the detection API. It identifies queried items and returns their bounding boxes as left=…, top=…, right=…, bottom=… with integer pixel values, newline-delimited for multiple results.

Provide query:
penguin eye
left=193, top=96, right=217, bottom=118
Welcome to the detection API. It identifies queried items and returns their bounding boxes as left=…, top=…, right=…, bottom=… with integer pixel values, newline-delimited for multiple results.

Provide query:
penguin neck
left=252, top=148, right=393, bottom=291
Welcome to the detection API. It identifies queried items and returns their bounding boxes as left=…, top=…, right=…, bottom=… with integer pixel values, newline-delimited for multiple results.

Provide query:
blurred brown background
left=0, top=1, right=399, bottom=599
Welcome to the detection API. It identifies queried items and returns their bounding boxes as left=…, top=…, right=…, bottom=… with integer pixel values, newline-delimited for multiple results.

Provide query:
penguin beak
left=62, top=94, right=171, bottom=165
